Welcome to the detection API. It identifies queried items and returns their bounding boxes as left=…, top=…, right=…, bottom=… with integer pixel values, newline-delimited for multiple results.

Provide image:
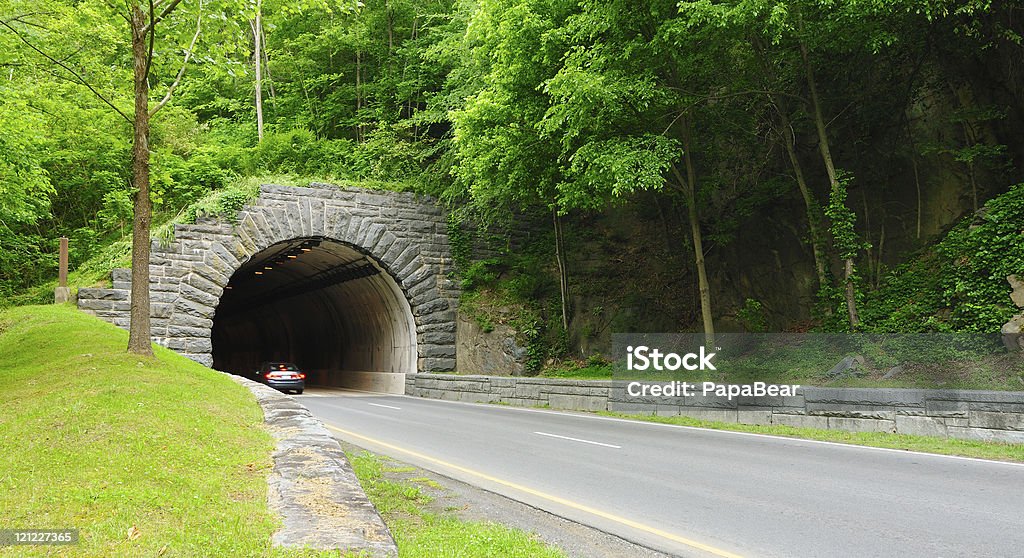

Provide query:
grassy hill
left=0, top=304, right=330, bottom=557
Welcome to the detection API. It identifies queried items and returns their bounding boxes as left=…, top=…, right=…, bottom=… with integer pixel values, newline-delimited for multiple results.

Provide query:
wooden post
left=55, top=237, right=71, bottom=303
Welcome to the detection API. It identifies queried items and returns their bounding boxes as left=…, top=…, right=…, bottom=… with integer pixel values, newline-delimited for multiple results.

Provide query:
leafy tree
left=1, top=0, right=243, bottom=353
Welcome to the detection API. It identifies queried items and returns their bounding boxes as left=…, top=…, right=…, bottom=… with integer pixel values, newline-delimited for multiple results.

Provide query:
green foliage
left=737, top=298, right=768, bottom=333
left=824, top=171, right=867, bottom=261
left=862, top=183, right=1024, bottom=332
left=2, top=0, right=1024, bottom=356
left=459, top=259, right=502, bottom=291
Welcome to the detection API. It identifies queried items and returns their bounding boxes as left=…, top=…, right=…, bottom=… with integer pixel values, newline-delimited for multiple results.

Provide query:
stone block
left=547, top=394, right=607, bottom=412
left=806, top=403, right=896, bottom=420
left=179, top=282, right=220, bottom=308
left=925, top=399, right=970, bottom=418
left=455, top=391, right=494, bottom=404
left=503, top=398, right=542, bottom=407
left=78, top=288, right=129, bottom=301
left=173, top=298, right=215, bottom=319
left=736, top=394, right=806, bottom=408
left=420, top=345, right=456, bottom=358
left=515, top=384, right=544, bottom=399
left=165, top=313, right=211, bottom=331
left=772, top=413, right=829, bottom=430
left=421, top=357, right=456, bottom=372
left=679, top=408, right=739, bottom=423
left=947, top=426, right=1024, bottom=444
left=607, top=401, right=658, bottom=414
left=393, top=244, right=421, bottom=275
left=414, top=299, right=451, bottom=317
left=803, top=387, right=926, bottom=407
left=968, top=411, right=1024, bottom=431
left=372, top=232, right=399, bottom=260
left=737, top=410, right=773, bottom=426
left=828, top=417, right=895, bottom=433
left=184, top=353, right=214, bottom=367
left=895, top=415, right=948, bottom=437
left=186, top=338, right=213, bottom=354
left=419, top=331, right=455, bottom=345
left=78, top=298, right=113, bottom=311
left=167, top=325, right=211, bottom=338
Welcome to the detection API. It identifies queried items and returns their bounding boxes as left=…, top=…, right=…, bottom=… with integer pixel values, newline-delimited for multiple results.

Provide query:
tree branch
left=149, top=1, right=201, bottom=117
left=100, top=0, right=131, bottom=23
left=142, top=0, right=183, bottom=35
left=0, top=13, right=52, bottom=30
left=0, top=18, right=132, bottom=123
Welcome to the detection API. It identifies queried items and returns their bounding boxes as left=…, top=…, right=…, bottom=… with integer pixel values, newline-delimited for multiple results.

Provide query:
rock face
left=1005, top=275, right=1024, bottom=352
left=1010, top=275, right=1024, bottom=308
left=456, top=315, right=528, bottom=376
left=826, top=355, right=867, bottom=380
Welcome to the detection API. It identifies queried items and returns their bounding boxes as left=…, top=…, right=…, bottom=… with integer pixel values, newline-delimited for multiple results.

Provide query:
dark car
left=255, top=362, right=305, bottom=394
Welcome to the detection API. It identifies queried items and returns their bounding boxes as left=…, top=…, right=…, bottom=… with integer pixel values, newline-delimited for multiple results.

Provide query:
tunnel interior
left=212, top=237, right=416, bottom=391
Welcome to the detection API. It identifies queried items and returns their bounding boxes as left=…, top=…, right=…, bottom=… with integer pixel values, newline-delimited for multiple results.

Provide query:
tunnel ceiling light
left=264, top=266, right=273, bottom=270
left=254, top=271, right=263, bottom=275
left=288, top=255, right=298, bottom=259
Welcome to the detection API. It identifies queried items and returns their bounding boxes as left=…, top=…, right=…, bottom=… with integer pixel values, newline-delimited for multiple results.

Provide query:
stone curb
left=229, top=375, right=397, bottom=557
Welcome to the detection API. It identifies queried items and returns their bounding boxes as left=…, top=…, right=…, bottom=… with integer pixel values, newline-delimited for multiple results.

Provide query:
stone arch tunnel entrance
left=77, top=183, right=459, bottom=394
left=212, top=236, right=417, bottom=392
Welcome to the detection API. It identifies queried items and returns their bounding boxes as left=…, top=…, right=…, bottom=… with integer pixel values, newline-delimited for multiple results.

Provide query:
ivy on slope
left=861, top=183, right=1024, bottom=333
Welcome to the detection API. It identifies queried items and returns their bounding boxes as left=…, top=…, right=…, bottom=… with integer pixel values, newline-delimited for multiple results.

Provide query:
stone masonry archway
left=78, top=183, right=458, bottom=393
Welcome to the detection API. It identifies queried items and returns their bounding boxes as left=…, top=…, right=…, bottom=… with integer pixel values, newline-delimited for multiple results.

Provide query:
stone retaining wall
left=405, top=374, right=1024, bottom=443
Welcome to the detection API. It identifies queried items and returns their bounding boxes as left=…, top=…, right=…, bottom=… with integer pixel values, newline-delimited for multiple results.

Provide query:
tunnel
left=211, top=236, right=417, bottom=393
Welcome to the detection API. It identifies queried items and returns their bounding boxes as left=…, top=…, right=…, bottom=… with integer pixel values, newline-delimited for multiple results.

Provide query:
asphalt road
left=300, top=389, right=1024, bottom=558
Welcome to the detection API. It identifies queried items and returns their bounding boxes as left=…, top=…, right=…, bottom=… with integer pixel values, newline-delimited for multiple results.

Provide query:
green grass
left=0, top=304, right=334, bottom=557
left=347, top=452, right=565, bottom=558
left=539, top=363, right=614, bottom=380
left=596, top=411, right=1024, bottom=463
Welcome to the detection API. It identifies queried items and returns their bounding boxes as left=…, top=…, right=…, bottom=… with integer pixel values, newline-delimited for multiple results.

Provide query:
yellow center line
left=325, top=423, right=744, bottom=558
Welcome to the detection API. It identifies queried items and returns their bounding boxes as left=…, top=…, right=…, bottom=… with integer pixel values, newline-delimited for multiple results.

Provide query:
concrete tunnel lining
left=212, top=237, right=417, bottom=393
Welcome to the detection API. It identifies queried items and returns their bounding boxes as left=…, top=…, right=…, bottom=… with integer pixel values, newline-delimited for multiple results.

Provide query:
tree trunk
left=254, top=0, right=264, bottom=142
left=552, top=208, right=569, bottom=332
left=751, top=37, right=831, bottom=305
left=776, top=104, right=830, bottom=294
left=355, top=48, right=362, bottom=142
left=128, top=4, right=153, bottom=356
left=673, top=117, right=714, bottom=345
left=844, top=258, right=859, bottom=326
left=800, top=35, right=859, bottom=328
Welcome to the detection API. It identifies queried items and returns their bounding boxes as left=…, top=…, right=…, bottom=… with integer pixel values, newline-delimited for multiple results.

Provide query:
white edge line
left=368, top=402, right=402, bottom=410
left=534, top=431, right=621, bottom=449
left=390, top=394, right=1024, bottom=469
